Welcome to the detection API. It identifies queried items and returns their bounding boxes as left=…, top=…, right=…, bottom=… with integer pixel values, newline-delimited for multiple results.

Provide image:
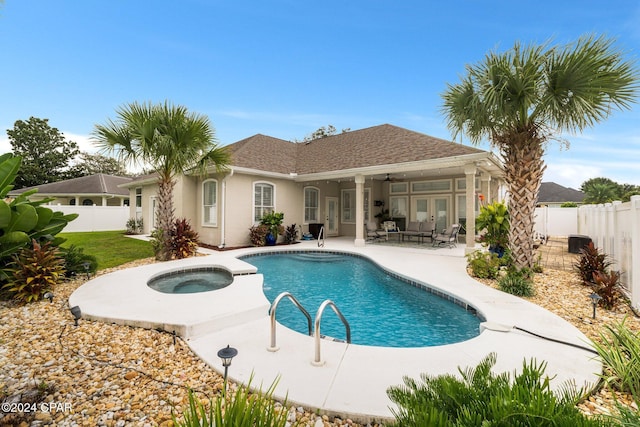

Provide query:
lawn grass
left=58, top=230, right=154, bottom=270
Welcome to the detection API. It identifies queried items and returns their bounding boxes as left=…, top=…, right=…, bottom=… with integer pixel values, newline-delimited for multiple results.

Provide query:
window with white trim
left=341, top=188, right=370, bottom=223
left=304, top=187, right=319, bottom=223
left=254, top=182, right=274, bottom=222
left=203, top=179, right=218, bottom=226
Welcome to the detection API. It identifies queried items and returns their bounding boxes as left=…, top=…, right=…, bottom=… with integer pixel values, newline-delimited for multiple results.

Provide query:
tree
left=93, top=101, right=229, bottom=260
left=442, top=35, right=639, bottom=268
left=581, top=177, right=620, bottom=204
left=72, top=152, right=130, bottom=176
left=295, top=125, right=350, bottom=142
left=581, top=177, right=640, bottom=203
left=7, top=117, right=81, bottom=188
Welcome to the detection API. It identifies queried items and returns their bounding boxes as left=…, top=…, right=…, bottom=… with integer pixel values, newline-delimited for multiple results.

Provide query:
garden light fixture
left=217, top=344, right=238, bottom=396
left=69, top=305, right=82, bottom=326
left=43, top=292, right=54, bottom=303
left=82, top=262, right=91, bottom=280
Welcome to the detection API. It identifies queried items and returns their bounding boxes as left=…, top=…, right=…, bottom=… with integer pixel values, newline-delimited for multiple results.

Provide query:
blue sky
left=1, top=1, right=639, bottom=189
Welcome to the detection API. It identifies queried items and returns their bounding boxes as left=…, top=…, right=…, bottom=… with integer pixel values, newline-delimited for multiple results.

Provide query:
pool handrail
left=313, top=299, right=351, bottom=366
left=318, top=225, right=325, bottom=247
left=268, top=292, right=312, bottom=352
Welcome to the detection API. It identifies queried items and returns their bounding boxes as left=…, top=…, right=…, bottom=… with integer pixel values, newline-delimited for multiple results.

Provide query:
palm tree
left=442, top=35, right=638, bottom=268
left=93, top=101, right=229, bottom=260
left=581, top=177, right=620, bottom=204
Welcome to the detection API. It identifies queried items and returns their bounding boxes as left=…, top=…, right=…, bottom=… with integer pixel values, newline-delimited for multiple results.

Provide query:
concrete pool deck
left=69, top=237, right=601, bottom=423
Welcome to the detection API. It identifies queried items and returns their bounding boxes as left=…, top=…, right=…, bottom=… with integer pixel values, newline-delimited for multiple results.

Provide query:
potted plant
left=476, top=201, right=509, bottom=257
left=260, top=211, right=284, bottom=246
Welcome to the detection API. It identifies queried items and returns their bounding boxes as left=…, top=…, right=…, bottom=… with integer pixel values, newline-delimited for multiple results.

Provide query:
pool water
left=242, top=252, right=481, bottom=347
left=148, top=268, right=233, bottom=294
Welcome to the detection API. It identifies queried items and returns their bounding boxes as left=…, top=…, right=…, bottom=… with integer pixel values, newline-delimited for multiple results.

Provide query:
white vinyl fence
left=577, top=196, right=640, bottom=310
left=49, top=205, right=130, bottom=232
left=534, top=206, right=579, bottom=237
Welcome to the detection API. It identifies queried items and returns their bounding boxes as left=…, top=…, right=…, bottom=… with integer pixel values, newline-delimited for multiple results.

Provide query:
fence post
left=630, top=196, right=640, bottom=310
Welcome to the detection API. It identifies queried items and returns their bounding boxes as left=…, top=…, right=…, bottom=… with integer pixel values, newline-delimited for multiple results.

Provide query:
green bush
left=60, top=244, right=98, bottom=277
left=591, top=318, right=640, bottom=394
left=467, top=250, right=502, bottom=279
left=386, top=353, right=599, bottom=426
left=173, top=377, right=289, bottom=427
left=498, top=267, right=535, bottom=297
left=2, top=240, right=66, bottom=303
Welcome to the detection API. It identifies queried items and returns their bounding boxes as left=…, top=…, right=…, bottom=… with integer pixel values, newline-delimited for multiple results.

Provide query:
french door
left=411, top=196, right=450, bottom=231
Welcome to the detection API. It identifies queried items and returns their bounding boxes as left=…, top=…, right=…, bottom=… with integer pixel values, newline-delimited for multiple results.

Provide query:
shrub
left=475, top=201, right=509, bottom=251
left=386, top=352, right=598, bottom=426
left=591, top=318, right=640, bottom=394
left=593, top=270, right=622, bottom=309
left=498, top=267, right=535, bottom=297
left=125, top=217, right=144, bottom=234
left=284, top=223, right=298, bottom=244
left=2, top=240, right=66, bottom=303
left=170, top=218, right=199, bottom=259
left=466, top=250, right=502, bottom=279
left=574, top=242, right=613, bottom=286
left=173, top=377, right=289, bottom=427
left=260, top=211, right=285, bottom=237
left=249, top=224, right=269, bottom=246
left=149, top=228, right=165, bottom=259
left=59, top=244, right=98, bottom=277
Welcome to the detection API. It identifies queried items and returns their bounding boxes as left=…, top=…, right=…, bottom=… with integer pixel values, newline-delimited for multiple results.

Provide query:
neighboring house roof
left=537, top=182, right=585, bottom=204
left=228, top=124, right=488, bottom=175
left=9, top=174, right=132, bottom=197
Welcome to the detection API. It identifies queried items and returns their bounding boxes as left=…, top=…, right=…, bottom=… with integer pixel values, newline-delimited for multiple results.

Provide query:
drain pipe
left=218, top=168, right=234, bottom=249
left=480, top=322, right=598, bottom=355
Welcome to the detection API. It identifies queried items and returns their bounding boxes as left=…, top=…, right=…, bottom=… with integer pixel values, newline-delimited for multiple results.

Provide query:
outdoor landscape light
left=589, top=293, right=602, bottom=319
left=43, top=292, right=54, bottom=303
left=217, top=344, right=238, bottom=396
left=82, top=262, right=91, bottom=280
left=69, top=305, right=82, bottom=326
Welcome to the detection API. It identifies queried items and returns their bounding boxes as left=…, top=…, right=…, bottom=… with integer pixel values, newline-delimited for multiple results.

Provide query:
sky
left=1, top=1, right=639, bottom=190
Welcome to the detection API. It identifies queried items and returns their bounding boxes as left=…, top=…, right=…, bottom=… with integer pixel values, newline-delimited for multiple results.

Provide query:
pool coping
left=69, top=239, right=602, bottom=423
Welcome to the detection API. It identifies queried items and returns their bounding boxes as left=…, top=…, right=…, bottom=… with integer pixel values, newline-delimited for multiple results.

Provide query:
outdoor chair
left=421, top=221, right=437, bottom=243
left=400, top=221, right=423, bottom=241
left=365, top=221, right=386, bottom=241
left=433, top=223, right=460, bottom=248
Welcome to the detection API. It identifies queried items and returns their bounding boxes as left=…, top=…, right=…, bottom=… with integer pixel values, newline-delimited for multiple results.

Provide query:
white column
left=480, top=172, right=491, bottom=202
left=464, top=165, right=477, bottom=254
left=354, top=174, right=365, bottom=247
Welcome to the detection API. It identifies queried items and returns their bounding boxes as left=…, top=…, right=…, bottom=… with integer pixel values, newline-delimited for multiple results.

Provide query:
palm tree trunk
left=500, top=132, right=546, bottom=269
left=156, top=176, right=176, bottom=261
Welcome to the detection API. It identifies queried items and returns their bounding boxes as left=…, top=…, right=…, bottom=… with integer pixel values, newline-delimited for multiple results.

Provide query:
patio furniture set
left=366, top=220, right=460, bottom=248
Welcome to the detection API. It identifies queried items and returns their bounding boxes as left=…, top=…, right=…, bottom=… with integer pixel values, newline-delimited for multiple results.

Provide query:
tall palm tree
left=442, top=35, right=638, bottom=269
left=93, top=101, right=229, bottom=260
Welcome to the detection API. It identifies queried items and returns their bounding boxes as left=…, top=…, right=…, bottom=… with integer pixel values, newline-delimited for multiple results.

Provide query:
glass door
left=325, top=197, right=339, bottom=236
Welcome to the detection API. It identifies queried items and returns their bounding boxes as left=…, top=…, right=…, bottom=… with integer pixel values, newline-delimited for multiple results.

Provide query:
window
left=304, top=187, right=319, bottom=223
left=341, top=188, right=370, bottom=223
left=254, top=182, right=274, bottom=222
left=203, top=179, right=218, bottom=226
left=411, top=179, right=452, bottom=193
left=389, top=182, right=408, bottom=194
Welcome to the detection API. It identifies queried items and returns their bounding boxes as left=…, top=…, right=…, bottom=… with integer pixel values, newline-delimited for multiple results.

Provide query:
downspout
left=219, top=168, right=234, bottom=248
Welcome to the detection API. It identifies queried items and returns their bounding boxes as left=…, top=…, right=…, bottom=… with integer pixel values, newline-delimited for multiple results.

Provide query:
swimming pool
left=241, top=251, right=482, bottom=347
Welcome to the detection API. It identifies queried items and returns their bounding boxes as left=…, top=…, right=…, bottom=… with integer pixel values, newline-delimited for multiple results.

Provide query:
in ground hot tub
left=148, top=267, right=233, bottom=294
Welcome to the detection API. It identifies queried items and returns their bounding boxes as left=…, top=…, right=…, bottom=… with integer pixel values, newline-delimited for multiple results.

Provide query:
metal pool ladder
left=313, top=299, right=351, bottom=366
left=317, top=225, right=325, bottom=247
left=268, top=292, right=312, bottom=352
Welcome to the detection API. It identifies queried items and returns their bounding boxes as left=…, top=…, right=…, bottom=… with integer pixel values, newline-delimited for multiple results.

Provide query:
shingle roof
left=227, top=124, right=485, bottom=175
left=538, top=182, right=585, bottom=204
left=10, top=174, right=132, bottom=196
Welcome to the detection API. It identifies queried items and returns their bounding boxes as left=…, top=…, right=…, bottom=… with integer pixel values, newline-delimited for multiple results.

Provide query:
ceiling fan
left=384, top=173, right=397, bottom=182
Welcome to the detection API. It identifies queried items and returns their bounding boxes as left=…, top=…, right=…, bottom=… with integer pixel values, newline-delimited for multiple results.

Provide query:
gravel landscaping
left=1, top=239, right=639, bottom=426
